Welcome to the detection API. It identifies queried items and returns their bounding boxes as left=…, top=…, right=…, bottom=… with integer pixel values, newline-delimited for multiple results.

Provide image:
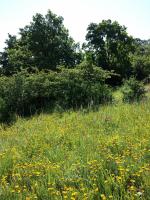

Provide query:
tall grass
left=0, top=100, right=150, bottom=199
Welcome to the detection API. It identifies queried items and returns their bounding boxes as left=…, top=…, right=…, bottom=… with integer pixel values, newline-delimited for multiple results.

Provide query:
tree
left=0, top=34, right=34, bottom=75
left=84, top=20, right=135, bottom=84
left=131, top=38, right=150, bottom=81
left=0, top=34, right=18, bottom=75
left=0, top=10, right=82, bottom=75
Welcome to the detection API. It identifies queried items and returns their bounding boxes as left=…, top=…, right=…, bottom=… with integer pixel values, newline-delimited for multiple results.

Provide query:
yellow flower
left=101, top=194, right=106, bottom=200
left=72, top=192, right=78, bottom=196
left=129, top=186, right=136, bottom=191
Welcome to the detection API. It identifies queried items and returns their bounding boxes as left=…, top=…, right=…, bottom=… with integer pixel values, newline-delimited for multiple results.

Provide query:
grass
left=0, top=97, right=150, bottom=199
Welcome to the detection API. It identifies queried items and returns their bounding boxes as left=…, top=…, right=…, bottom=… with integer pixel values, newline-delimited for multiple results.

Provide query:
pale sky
left=0, top=0, right=150, bottom=51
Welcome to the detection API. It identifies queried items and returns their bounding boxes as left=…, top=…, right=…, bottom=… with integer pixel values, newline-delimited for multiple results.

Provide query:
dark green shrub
left=0, top=71, right=56, bottom=117
left=122, top=77, right=145, bottom=102
left=0, top=63, right=113, bottom=122
left=0, top=98, right=15, bottom=123
left=55, top=62, right=112, bottom=108
left=0, top=98, right=7, bottom=122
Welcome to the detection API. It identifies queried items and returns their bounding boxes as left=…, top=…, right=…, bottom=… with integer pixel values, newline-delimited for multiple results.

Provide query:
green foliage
left=0, top=98, right=15, bottom=123
left=131, top=39, right=150, bottom=81
left=0, top=65, right=112, bottom=122
left=0, top=12, right=150, bottom=86
left=0, top=71, right=57, bottom=118
left=121, top=77, right=145, bottom=102
left=131, top=55, right=150, bottom=81
left=0, top=98, right=7, bottom=122
left=0, top=10, right=82, bottom=75
left=84, top=20, right=135, bottom=85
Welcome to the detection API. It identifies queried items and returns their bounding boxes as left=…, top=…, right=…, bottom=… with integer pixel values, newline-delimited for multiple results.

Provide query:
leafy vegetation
left=0, top=11, right=150, bottom=85
left=121, top=78, right=146, bottom=102
left=0, top=62, right=112, bottom=123
left=131, top=39, right=150, bottom=81
left=0, top=8, right=150, bottom=200
left=0, top=10, right=82, bottom=75
left=84, top=20, right=135, bottom=85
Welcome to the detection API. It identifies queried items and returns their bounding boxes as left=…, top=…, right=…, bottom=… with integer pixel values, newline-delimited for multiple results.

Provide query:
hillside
left=0, top=2, right=150, bottom=200
left=0, top=99, right=150, bottom=199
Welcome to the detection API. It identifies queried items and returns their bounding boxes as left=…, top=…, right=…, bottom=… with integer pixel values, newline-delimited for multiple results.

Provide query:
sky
left=0, top=0, right=150, bottom=51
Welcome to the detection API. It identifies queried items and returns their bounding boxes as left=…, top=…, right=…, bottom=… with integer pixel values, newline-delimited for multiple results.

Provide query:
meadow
left=0, top=94, right=150, bottom=199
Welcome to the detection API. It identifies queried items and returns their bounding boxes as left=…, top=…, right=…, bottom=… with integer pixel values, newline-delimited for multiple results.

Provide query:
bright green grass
left=0, top=100, right=150, bottom=199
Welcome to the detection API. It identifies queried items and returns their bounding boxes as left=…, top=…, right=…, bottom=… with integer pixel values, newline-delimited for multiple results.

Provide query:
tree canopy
left=131, top=38, right=150, bottom=81
left=0, top=12, right=150, bottom=84
left=84, top=20, right=135, bottom=84
left=0, top=10, right=82, bottom=75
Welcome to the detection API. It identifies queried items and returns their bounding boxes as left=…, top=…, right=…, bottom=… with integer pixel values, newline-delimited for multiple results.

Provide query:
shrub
left=0, top=71, right=57, bottom=117
left=0, top=98, right=15, bottom=123
left=0, top=98, right=7, bottom=122
left=55, top=62, right=112, bottom=108
left=0, top=64, right=113, bottom=122
left=122, top=77, right=145, bottom=102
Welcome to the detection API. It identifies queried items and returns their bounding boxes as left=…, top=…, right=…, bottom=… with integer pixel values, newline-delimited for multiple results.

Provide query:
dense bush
left=0, top=98, right=8, bottom=122
left=121, top=77, right=145, bottom=102
left=0, top=63, right=113, bottom=122
left=131, top=55, right=150, bottom=81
